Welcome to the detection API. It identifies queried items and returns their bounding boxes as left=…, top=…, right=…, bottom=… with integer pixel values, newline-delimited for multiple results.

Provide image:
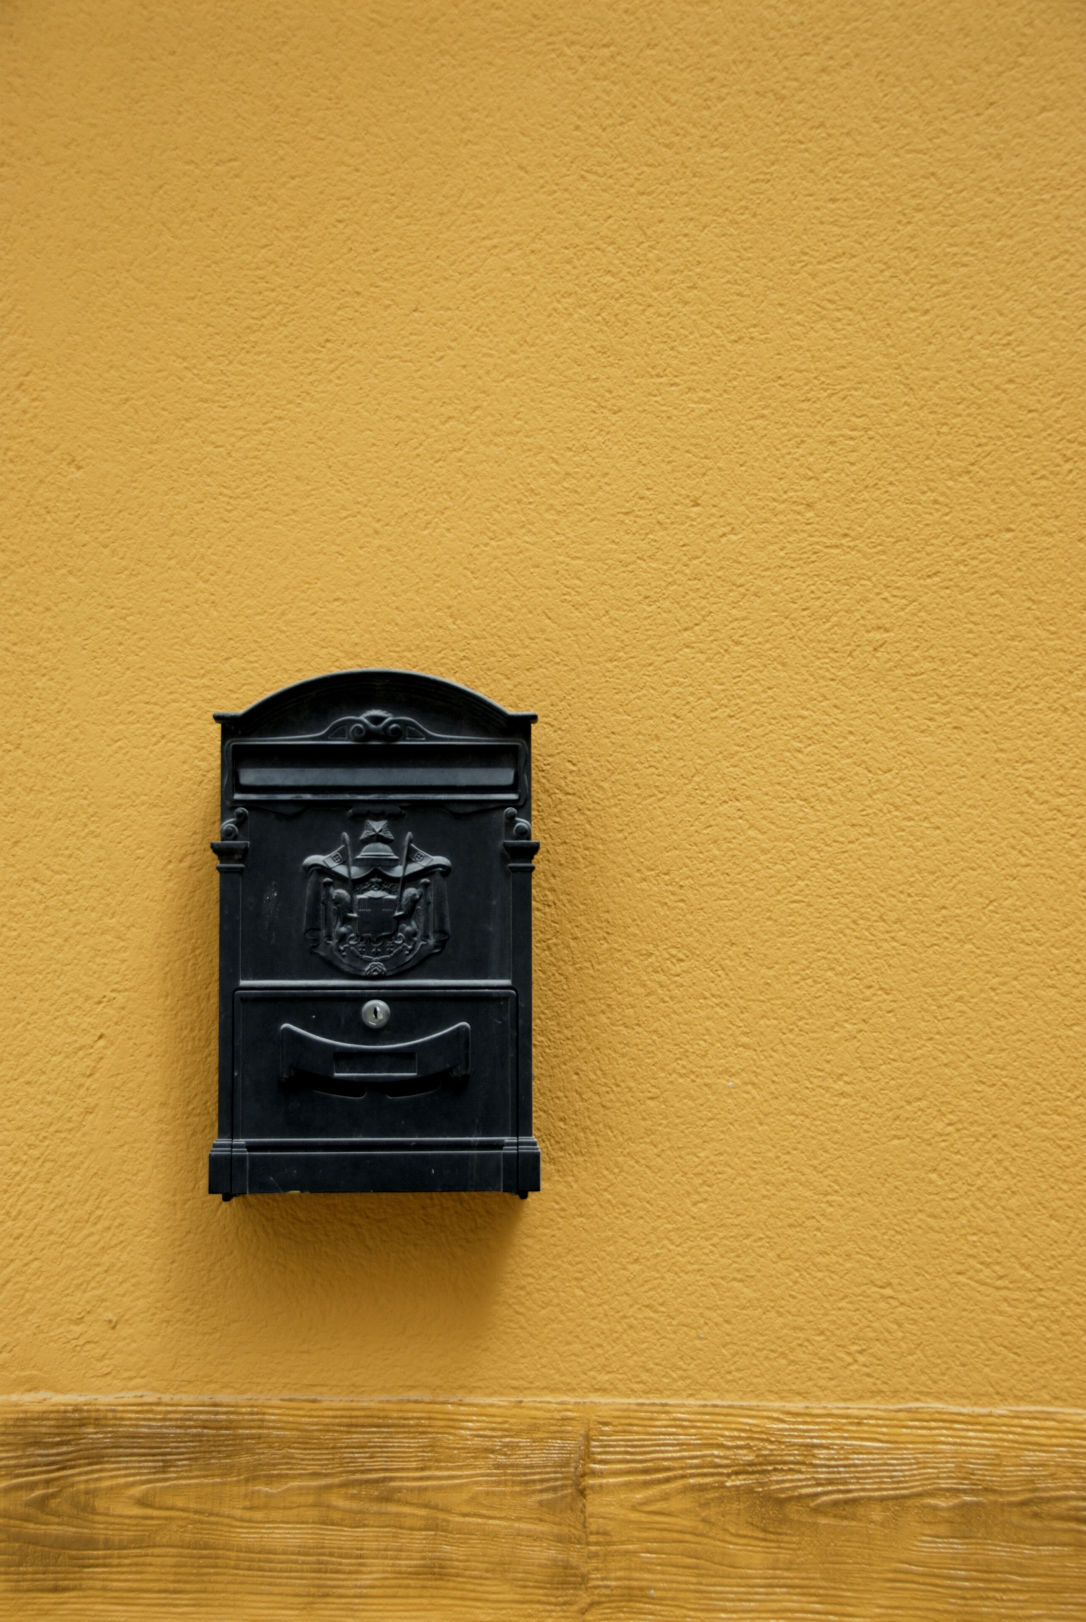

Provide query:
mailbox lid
left=229, top=738, right=523, bottom=803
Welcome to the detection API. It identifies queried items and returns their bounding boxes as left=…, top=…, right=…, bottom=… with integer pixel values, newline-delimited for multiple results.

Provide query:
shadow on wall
left=144, top=770, right=527, bottom=1386
left=224, top=1186, right=523, bottom=1330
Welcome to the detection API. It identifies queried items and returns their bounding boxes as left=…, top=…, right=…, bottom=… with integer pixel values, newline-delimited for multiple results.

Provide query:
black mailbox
left=208, top=670, right=541, bottom=1198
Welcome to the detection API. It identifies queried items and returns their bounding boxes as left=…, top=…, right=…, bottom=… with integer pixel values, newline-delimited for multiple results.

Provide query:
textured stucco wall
left=3, top=0, right=1083, bottom=1403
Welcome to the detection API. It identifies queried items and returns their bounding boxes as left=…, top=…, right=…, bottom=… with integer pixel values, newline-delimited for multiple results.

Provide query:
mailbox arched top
left=214, top=669, right=536, bottom=741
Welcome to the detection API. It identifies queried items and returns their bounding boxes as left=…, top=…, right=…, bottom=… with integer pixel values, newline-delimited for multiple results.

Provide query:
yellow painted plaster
left=3, top=0, right=1083, bottom=1403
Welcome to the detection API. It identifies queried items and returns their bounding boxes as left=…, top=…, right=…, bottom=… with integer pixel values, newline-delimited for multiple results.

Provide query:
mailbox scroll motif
left=208, top=669, right=541, bottom=1200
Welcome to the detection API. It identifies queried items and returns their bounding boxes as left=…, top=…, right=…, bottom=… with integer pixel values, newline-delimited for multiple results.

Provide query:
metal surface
left=208, top=670, right=541, bottom=1198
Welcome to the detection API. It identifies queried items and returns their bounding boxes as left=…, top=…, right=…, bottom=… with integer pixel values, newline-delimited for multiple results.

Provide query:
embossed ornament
left=302, top=819, right=450, bottom=977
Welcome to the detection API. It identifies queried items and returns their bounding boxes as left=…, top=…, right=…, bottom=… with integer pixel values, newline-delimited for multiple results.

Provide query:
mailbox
left=208, top=670, right=541, bottom=1198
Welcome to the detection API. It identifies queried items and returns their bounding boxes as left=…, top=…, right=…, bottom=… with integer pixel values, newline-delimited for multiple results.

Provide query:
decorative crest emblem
left=302, top=819, right=451, bottom=977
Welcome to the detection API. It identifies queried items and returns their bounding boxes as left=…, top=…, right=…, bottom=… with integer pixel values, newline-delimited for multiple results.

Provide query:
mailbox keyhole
left=361, top=999, right=391, bottom=1030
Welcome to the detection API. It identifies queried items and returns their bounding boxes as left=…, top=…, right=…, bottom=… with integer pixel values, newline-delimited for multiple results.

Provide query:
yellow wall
left=4, top=0, right=1082, bottom=1406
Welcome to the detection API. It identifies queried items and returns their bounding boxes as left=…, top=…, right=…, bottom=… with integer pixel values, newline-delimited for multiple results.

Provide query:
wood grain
left=1, top=1399, right=1085, bottom=1620
left=586, top=1404, right=1086, bottom=1621
left=0, top=1399, right=588, bottom=1621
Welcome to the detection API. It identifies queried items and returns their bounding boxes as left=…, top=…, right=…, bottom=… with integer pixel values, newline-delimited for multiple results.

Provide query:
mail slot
left=208, top=670, right=541, bottom=1197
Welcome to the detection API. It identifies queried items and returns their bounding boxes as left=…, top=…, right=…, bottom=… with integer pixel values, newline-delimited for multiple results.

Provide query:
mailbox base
left=209, top=1138, right=541, bottom=1199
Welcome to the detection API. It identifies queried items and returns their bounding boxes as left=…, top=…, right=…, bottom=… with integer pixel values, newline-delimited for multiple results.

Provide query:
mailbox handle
left=279, top=1021, right=470, bottom=1096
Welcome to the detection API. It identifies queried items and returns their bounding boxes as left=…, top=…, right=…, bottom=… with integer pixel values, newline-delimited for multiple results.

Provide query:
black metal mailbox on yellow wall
left=208, top=671, right=541, bottom=1198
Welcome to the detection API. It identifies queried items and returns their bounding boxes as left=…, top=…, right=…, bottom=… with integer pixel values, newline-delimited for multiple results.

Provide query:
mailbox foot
left=209, top=1138, right=539, bottom=1196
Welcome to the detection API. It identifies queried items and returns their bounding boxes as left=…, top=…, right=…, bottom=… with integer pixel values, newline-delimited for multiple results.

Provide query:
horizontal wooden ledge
left=1, top=1396, right=1085, bottom=1621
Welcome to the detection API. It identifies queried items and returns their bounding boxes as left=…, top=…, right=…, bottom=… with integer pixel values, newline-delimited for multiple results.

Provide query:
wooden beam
left=0, top=1399, right=588, bottom=1621
left=587, top=1403, right=1086, bottom=1621
left=1, top=1398, right=1084, bottom=1620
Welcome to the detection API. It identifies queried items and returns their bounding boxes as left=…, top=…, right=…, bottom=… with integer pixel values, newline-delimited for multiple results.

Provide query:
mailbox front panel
left=235, top=988, right=516, bottom=1139
left=208, top=671, right=540, bottom=1198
